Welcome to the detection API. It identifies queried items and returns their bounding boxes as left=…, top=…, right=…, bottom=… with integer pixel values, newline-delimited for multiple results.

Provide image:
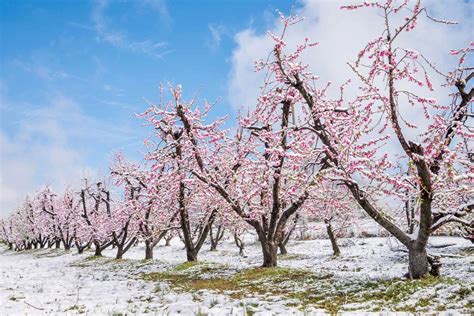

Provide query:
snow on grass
left=0, top=236, right=472, bottom=315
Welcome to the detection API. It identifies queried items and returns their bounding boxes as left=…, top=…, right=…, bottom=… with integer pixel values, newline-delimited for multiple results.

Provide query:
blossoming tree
left=262, top=1, right=472, bottom=278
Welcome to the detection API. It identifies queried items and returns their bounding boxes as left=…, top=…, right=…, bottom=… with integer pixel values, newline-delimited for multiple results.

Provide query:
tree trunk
left=55, top=240, right=61, bottom=249
left=115, top=246, right=124, bottom=259
left=165, top=236, right=172, bottom=246
left=210, top=240, right=217, bottom=251
left=408, top=247, right=429, bottom=279
left=209, top=225, right=224, bottom=251
left=261, top=240, right=278, bottom=267
left=325, top=218, right=341, bottom=257
left=8, top=242, right=13, bottom=250
left=78, top=247, right=84, bottom=254
left=63, top=238, right=72, bottom=251
left=94, top=241, right=102, bottom=257
left=234, top=233, right=244, bottom=256
left=186, top=248, right=197, bottom=262
left=278, top=243, right=288, bottom=255
left=145, top=240, right=154, bottom=260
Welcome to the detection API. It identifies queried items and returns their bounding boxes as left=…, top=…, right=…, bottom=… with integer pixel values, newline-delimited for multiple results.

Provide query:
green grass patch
left=174, top=261, right=200, bottom=271
left=64, top=304, right=86, bottom=313
left=140, top=263, right=472, bottom=314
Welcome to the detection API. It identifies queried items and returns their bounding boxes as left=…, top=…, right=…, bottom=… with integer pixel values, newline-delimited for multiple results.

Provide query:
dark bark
left=114, top=236, right=137, bottom=260
left=234, top=233, right=244, bottom=256
left=63, top=237, right=74, bottom=251
left=55, top=240, right=61, bottom=249
left=111, top=214, right=138, bottom=260
left=261, top=240, right=278, bottom=267
left=165, top=235, right=172, bottom=246
left=278, top=243, right=287, bottom=255
left=256, top=227, right=278, bottom=267
left=209, top=224, right=225, bottom=251
left=74, top=239, right=90, bottom=254
left=408, top=247, right=429, bottom=279
left=278, top=213, right=299, bottom=255
left=94, top=241, right=103, bottom=256
left=325, top=218, right=341, bottom=257
left=186, top=248, right=198, bottom=261
left=145, top=239, right=154, bottom=260
left=115, top=246, right=124, bottom=259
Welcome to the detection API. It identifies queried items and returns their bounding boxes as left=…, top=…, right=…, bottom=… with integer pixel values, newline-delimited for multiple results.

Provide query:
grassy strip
left=140, top=262, right=472, bottom=314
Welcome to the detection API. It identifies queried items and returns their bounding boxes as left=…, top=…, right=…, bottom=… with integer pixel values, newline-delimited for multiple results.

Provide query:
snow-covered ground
left=0, top=236, right=472, bottom=315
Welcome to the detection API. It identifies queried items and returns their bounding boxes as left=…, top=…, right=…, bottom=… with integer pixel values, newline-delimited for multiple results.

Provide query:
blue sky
left=0, top=0, right=471, bottom=214
left=0, top=0, right=295, bottom=212
left=1, top=0, right=293, bottom=145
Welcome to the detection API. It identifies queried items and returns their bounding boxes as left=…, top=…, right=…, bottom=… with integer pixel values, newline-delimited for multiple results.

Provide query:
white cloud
left=0, top=99, right=93, bottom=215
left=12, top=60, right=69, bottom=81
left=91, top=0, right=172, bottom=58
left=228, top=0, right=472, bottom=113
left=138, top=0, right=172, bottom=27
left=207, top=24, right=228, bottom=52
left=228, top=0, right=472, bottom=160
left=0, top=95, right=142, bottom=216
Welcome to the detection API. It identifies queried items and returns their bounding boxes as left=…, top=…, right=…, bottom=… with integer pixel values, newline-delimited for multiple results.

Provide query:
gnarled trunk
left=260, top=238, right=278, bottom=267
left=325, top=218, right=341, bottom=257
left=186, top=248, right=197, bottom=262
left=115, top=246, right=124, bottom=259
left=75, top=240, right=89, bottom=254
left=209, top=225, right=225, bottom=251
left=234, top=233, right=244, bottom=256
left=145, top=239, right=154, bottom=260
left=278, top=243, right=287, bottom=255
left=94, top=241, right=102, bottom=257
left=408, top=246, right=429, bottom=279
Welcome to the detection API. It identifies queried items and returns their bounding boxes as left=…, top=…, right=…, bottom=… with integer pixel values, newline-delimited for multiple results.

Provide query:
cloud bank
left=228, top=0, right=472, bottom=112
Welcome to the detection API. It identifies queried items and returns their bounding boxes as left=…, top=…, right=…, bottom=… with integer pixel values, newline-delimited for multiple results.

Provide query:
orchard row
left=1, top=0, right=472, bottom=280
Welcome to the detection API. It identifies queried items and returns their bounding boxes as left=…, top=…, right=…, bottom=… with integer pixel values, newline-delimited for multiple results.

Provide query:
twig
left=429, top=243, right=456, bottom=249
left=24, top=301, right=45, bottom=310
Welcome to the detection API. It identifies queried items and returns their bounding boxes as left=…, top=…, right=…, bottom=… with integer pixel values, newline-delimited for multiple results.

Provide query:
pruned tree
left=261, top=2, right=473, bottom=278
left=139, top=86, right=222, bottom=262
